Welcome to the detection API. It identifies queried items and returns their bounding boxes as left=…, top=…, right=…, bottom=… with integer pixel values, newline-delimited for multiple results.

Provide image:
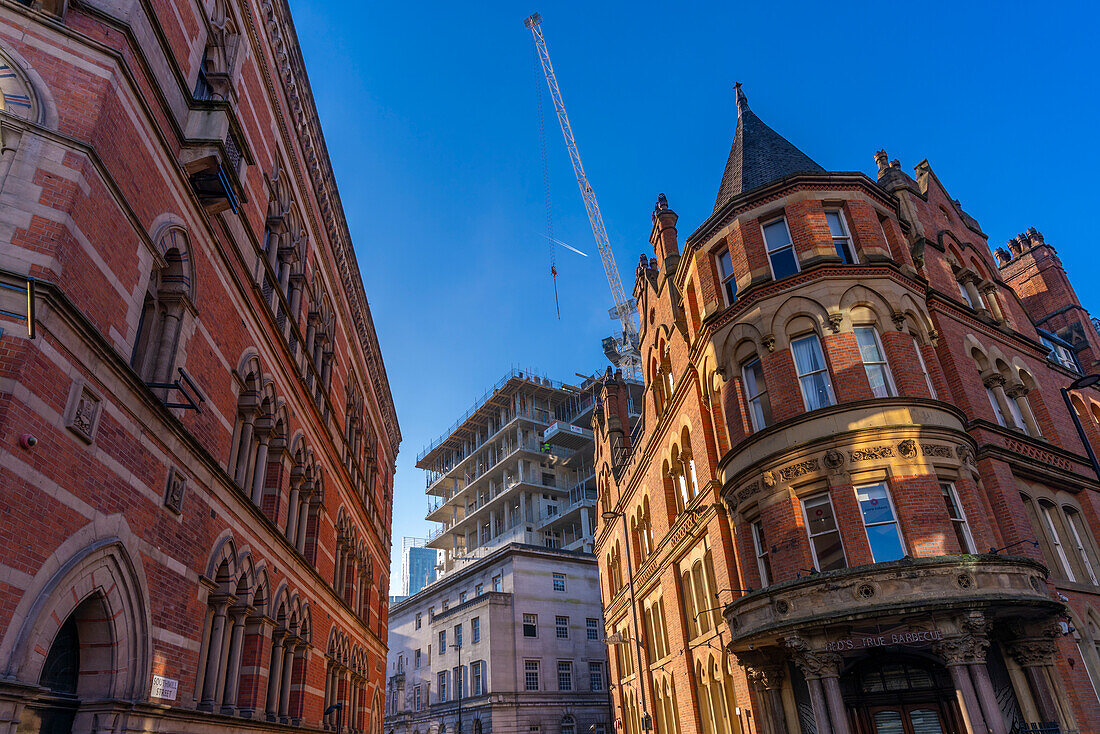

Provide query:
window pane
left=835, top=239, right=856, bottom=264
left=855, top=328, right=883, bottom=362
left=801, top=372, right=834, bottom=411
left=717, top=250, right=733, bottom=278
left=865, top=365, right=892, bottom=398
left=792, top=335, right=827, bottom=373
left=763, top=220, right=792, bottom=251
left=769, top=247, right=799, bottom=280
left=865, top=523, right=906, bottom=562
left=805, top=496, right=838, bottom=534
left=814, top=532, right=847, bottom=571
left=825, top=211, right=845, bottom=237
left=857, top=485, right=896, bottom=525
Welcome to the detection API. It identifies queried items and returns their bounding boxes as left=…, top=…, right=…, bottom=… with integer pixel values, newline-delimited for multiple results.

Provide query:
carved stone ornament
left=762, top=471, right=778, bottom=489
left=982, top=372, right=1007, bottom=390
left=897, top=439, right=918, bottom=460
left=849, top=445, right=894, bottom=462
left=932, top=634, right=989, bottom=665
left=737, top=481, right=762, bottom=503
left=890, top=312, right=907, bottom=331
left=826, top=313, right=844, bottom=334
left=823, top=449, right=845, bottom=472
left=1005, top=637, right=1056, bottom=668
left=762, top=335, right=776, bottom=353
left=921, top=444, right=952, bottom=459
left=778, top=458, right=820, bottom=482
left=1005, top=382, right=1028, bottom=400
left=786, top=637, right=841, bottom=679
left=64, top=380, right=103, bottom=444
left=955, top=444, right=975, bottom=466
left=927, top=329, right=940, bottom=346
left=165, top=467, right=187, bottom=515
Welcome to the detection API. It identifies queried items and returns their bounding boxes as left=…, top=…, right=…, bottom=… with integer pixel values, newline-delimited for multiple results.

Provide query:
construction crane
left=524, top=12, right=641, bottom=377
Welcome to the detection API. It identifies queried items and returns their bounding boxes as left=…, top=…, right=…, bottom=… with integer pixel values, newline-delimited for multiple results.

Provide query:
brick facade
left=594, top=91, right=1100, bottom=734
left=0, top=1, right=398, bottom=733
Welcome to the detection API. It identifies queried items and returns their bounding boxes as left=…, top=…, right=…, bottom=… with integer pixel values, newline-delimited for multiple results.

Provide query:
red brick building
left=0, top=0, right=398, bottom=732
left=593, top=85, right=1100, bottom=734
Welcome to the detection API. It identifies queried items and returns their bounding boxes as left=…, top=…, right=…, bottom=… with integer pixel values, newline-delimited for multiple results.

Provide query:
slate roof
left=713, top=85, right=825, bottom=214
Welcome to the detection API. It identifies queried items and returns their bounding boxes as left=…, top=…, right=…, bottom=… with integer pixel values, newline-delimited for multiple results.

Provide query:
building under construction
left=384, top=369, right=641, bottom=734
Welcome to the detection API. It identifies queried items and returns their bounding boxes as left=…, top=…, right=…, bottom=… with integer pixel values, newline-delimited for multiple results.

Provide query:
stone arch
left=769, top=295, right=830, bottom=349
left=1, top=528, right=150, bottom=701
left=149, top=220, right=196, bottom=303
left=717, top=321, right=765, bottom=375
left=206, top=534, right=238, bottom=587
left=839, top=284, right=894, bottom=330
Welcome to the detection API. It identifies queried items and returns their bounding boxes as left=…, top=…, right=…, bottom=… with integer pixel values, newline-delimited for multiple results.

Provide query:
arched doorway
left=21, top=593, right=115, bottom=734
left=841, top=654, right=962, bottom=734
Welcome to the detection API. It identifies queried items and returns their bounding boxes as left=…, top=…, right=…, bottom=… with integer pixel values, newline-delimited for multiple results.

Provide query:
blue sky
left=288, top=1, right=1100, bottom=591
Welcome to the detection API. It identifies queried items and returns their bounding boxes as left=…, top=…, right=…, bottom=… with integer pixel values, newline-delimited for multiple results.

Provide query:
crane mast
left=524, top=13, right=641, bottom=377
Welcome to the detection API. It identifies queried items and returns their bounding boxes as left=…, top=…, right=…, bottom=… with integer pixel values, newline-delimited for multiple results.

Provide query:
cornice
left=246, top=0, right=400, bottom=456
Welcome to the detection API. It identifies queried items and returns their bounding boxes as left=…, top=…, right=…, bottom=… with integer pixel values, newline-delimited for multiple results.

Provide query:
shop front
left=724, top=556, right=1071, bottom=734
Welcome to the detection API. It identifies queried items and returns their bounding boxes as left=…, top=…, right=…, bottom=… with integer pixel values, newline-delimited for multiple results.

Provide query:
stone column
left=266, top=632, right=286, bottom=721
left=821, top=674, right=851, bottom=734
left=296, top=495, right=313, bottom=554
left=786, top=638, right=839, bottom=734
left=152, top=304, right=183, bottom=385
left=1007, top=637, right=1061, bottom=725
left=934, top=636, right=988, bottom=734
left=1006, top=383, right=1041, bottom=437
left=279, top=638, right=297, bottom=721
left=200, top=596, right=232, bottom=710
left=250, top=432, right=271, bottom=504
left=234, top=415, right=256, bottom=486
left=220, top=605, right=250, bottom=713
left=745, top=661, right=787, bottom=734
left=983, top=374, right=1019, bottom=431
left=962, top=275, right=986, bottom=315
left=981, top=285, right=1006, bottom=323
left=286, top=481, right=301, bottom=543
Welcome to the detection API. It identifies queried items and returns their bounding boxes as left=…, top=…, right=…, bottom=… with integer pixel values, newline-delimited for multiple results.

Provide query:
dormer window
left=1039, top=332, right=1082, bottom=374
left=825, top=210, right=857, bottom=264
left=716, top=250, right=737, bottom=305
left=763, top=218, right=798, bottom=280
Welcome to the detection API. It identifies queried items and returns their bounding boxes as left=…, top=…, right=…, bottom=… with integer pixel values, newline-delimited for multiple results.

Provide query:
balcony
left=723, top=554, right=1060, bottom=648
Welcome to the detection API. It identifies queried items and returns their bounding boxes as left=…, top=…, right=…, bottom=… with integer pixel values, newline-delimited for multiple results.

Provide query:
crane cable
left=533, top=39, right=559, bottom=320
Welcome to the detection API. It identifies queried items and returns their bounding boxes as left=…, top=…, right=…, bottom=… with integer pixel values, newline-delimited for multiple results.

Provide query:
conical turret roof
left=713, top=84, right=825, bottom=213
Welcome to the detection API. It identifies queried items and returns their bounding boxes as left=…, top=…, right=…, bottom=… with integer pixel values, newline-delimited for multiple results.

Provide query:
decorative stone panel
left=63, top=379, right=103, bottom=444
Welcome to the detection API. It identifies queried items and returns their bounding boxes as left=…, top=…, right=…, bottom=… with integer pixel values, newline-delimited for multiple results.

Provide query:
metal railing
left=418, top=367, right=563, bottom=462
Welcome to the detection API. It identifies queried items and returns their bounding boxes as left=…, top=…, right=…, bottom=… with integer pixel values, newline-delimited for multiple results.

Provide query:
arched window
left=561, top=715, right=576, bottom=734
left=132, top=228, right=190, bottom=385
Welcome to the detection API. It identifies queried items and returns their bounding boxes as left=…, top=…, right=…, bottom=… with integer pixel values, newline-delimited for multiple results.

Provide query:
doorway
left=841, top=654, right=963, bottom=734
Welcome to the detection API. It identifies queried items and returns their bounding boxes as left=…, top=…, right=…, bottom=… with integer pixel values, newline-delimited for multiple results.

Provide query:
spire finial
left=734, top=81, right=748, bottom=113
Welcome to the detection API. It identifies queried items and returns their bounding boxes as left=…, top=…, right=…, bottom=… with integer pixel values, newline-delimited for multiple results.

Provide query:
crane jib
left=525, top=13, right=641, bottom=375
